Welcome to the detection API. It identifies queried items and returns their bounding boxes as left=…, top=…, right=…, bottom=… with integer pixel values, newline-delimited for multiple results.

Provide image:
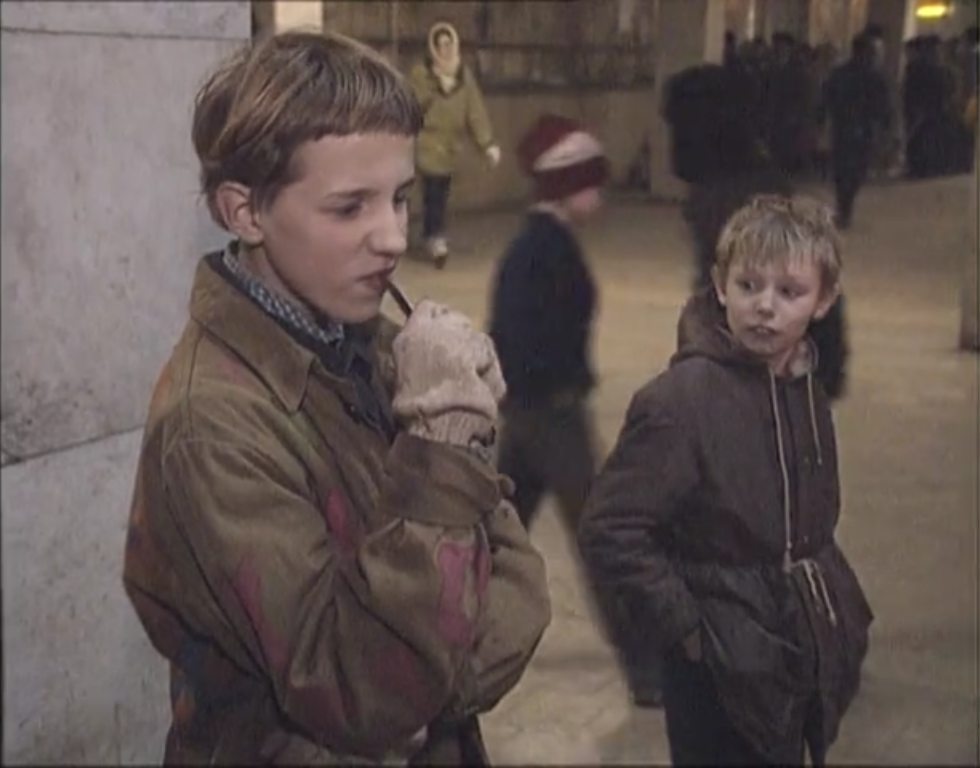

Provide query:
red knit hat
left=517, top=114, right=609, bottom=201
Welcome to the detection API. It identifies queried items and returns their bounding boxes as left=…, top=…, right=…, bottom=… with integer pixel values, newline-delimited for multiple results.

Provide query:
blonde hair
left=192, top=30, right=423, bottom=229
left=715, top=194, right=843, bottom=293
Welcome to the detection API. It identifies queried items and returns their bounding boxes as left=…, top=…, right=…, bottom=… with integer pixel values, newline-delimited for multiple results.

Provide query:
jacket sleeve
left=450, top=496, right=550, bottom=719
left=410, top=62, right=438, bottom=113
left=577, top=383, right=701, bottom=651
left=159, top=399, right=521, bottom=759
left=463, top=68, right=494, bottom=150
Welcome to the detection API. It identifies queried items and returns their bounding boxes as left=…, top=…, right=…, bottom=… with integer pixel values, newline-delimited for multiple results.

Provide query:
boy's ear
left=711, top=265, right=728, bottom=306
left=213, top=182, right=264, bottom=246
left=813, top=282, right=841, bottom=320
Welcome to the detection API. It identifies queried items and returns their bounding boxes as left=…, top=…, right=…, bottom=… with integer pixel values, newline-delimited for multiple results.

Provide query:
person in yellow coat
left=410, top=21, right=500, bottom=268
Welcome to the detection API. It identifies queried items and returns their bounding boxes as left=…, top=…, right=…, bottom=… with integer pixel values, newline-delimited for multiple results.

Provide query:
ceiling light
left=916, top=3, right=952, bottom=19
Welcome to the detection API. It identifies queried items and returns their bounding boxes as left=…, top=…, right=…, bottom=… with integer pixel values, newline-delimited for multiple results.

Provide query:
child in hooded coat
left=579, top=195, right=872, bottom=766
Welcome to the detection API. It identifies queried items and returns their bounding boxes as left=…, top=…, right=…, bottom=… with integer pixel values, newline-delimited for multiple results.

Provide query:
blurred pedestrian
left=410, top=21, right=500, bottom=268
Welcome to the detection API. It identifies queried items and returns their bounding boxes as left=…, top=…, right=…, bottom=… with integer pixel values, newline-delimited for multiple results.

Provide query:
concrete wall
left=1, top=1, right=250, bottom=762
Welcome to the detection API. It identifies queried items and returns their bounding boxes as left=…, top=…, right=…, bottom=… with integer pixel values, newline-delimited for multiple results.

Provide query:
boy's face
left=225, top=132, right=415, bottom=324
left=713, top=255, right=838, bottom=375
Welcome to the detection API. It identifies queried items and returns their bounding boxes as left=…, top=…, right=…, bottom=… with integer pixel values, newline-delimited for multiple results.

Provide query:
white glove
left=485, top=144, right=501, bottom=168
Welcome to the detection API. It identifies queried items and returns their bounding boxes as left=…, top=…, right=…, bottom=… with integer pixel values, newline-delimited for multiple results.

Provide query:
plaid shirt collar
left=221, top=243, right=345, bottom=349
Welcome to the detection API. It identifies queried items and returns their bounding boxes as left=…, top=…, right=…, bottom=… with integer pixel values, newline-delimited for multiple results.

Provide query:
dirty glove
left=392, top=300, right=506, bottom=451
left=485, top=144, right=501, bottom=168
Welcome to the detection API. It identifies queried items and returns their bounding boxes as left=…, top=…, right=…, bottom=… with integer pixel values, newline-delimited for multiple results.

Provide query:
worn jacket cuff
left=384, top=432, right=501, bottom=528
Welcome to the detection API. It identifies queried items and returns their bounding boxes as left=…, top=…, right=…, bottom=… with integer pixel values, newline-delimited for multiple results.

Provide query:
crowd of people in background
left=720, top=23, right=978, bottom=185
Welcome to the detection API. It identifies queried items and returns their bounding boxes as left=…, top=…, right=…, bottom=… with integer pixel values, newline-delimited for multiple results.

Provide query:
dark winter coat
left=579, top=290, right=872, bottom=762
left=488, top=211, right=597, bottom=406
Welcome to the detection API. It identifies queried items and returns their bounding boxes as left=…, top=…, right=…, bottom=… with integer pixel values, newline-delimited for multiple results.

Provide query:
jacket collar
left=189, top=253, right=315, bottom=413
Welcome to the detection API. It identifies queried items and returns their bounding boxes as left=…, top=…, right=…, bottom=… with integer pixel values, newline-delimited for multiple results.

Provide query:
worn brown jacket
left=123, top=254, right=550, bottom=764
left=579, top=290, right=871, bottom=763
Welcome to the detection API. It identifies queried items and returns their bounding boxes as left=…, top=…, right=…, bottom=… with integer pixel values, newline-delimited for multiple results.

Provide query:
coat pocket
left=700, top=598, right=807, bottom=758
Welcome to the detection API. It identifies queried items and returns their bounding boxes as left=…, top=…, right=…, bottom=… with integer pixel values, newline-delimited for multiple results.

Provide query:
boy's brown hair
left=714, top=194, right=843, bottom=294
left=192, top=30, right=423, bottom=229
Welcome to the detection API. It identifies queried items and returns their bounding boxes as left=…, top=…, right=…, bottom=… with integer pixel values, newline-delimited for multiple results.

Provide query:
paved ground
left=391, top=181, right=979, bottom=765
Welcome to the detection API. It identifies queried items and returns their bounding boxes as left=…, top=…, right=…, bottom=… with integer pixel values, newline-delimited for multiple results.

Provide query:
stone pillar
left=273, top=0, right=323, bottom=32
left=866, top=0, right=910, bottom=82
left=961, top=140, right=979, bottom=351
left=809, top=0, right=869, bottom=49
left=1, top=1, right=249, bottom=762
left=648, top=0, right=727, bottom=201
left=759, top=0, right=809, bottom=39
left=724, top=0, right=758, bottom=41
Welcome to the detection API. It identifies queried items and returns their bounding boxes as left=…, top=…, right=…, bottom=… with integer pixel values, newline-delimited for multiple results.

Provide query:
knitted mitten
left=392, top=300, right=505, bottom=450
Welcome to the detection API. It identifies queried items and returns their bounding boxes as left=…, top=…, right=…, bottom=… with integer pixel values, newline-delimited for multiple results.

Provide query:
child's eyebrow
left=324, top=177, right=416, bottom=202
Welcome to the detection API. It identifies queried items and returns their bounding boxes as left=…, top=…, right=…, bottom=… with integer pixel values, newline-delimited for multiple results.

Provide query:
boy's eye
left=736, top=278, right=756, bottom=292
left=332, top=201, right=364, bottom=219
left=779, top=285, right=802, bottom=299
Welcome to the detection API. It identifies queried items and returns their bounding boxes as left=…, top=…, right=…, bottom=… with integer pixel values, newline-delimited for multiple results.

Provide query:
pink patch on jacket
left=321, top=491, right=359, bottom=558
left=234, top=554, right=290, bottom=673
left=435, top=539, right=486, bottom=649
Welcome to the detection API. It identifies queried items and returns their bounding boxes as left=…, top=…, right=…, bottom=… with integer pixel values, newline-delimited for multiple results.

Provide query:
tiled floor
left=391, top=180, right=979, bottom=765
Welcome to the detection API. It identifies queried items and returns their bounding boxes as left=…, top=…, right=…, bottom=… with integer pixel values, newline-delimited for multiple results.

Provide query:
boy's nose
left=369, top=208, right=409, bottom=257
left=755, top=288, right=776, bottom=315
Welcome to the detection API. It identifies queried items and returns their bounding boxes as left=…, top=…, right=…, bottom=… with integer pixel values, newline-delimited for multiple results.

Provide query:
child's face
left=228, top=132, right=416, bottom=324
left=713, top=255, right=838, bottom=375
left=434, top=32, right=456, bottom=62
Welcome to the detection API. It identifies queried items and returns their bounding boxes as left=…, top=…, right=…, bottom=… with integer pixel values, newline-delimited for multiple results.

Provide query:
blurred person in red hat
left=486, top=114, right=664, bottom=708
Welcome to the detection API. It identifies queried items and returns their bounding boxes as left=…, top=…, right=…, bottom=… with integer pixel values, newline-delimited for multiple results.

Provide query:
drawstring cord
left=797, top=558, right=838, bottom=626
left=771, top=372, right=837, bottom=625
left=769, top=372, right=795, bottom=575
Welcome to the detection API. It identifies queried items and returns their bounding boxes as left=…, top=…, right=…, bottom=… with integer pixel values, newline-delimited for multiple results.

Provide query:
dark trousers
left=421, top=173, right=452, bottom=239
left=498, top=400, right=596, bottom=531
left=831, top=144, right=870, bottom=228
left=498, top=400, right=662, bottom=695
left=662, top=652, right=820, bottom=766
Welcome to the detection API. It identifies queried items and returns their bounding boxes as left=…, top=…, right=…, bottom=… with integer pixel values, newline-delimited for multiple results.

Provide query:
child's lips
left=361, top=268, right=395, bottom=294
